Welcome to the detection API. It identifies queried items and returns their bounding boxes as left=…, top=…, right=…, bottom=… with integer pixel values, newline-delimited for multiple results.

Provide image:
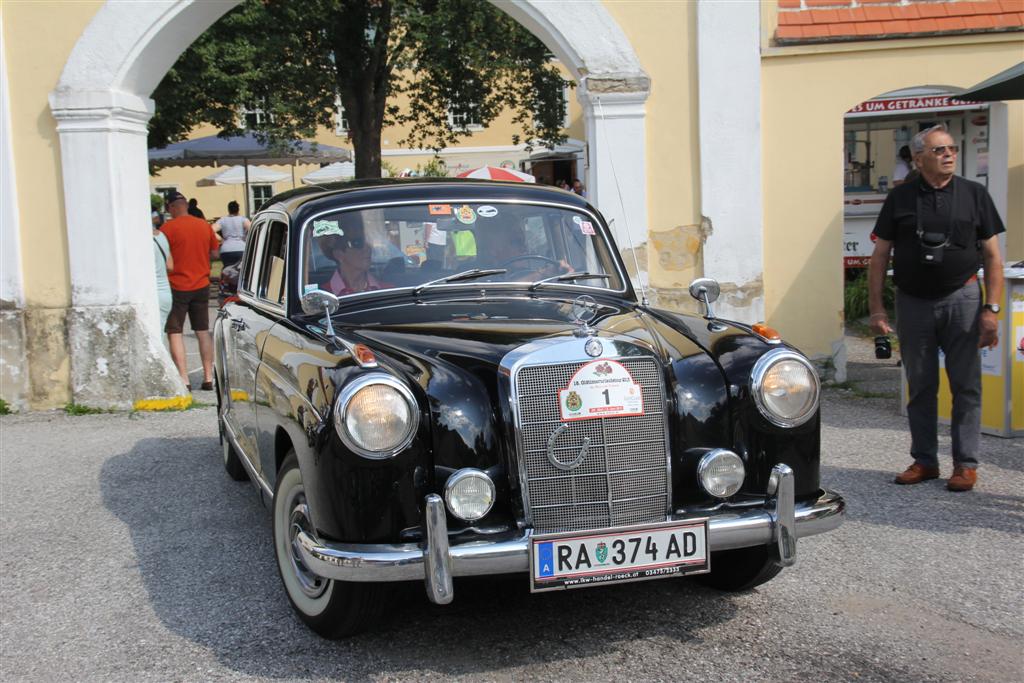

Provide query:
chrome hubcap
left=286, top=498, right=328, bottom=599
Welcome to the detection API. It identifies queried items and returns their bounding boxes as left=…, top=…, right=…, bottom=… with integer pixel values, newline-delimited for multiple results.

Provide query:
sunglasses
left=341, top=236, right=367, bottom=250
left=929, top=145, right=959, bottom=156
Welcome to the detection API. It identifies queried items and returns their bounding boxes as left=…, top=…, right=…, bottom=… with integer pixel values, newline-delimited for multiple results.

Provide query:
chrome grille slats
left=514, top=356, right=669, bottom=534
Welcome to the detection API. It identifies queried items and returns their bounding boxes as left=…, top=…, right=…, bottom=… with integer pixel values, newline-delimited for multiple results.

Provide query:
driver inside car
left=480, top=219, right=572, bottom=281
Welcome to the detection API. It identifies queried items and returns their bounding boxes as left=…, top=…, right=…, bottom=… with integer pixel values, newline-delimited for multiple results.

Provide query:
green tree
left=149, top=0, right=570, bottom=179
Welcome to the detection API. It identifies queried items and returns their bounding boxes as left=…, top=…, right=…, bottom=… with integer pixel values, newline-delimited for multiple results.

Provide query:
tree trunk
left=351, top=119, right=382, bottom=179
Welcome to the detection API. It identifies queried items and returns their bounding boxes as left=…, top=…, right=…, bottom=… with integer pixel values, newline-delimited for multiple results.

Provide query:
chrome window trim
left=237, top=210, right=290, bottom=317
left=295, top=197, right=631, bottom=302
left=333, top=373, right=419, bottom=459
left=749, top=348, right=821, bottom=428
left=443, top=468, right=497, bottom=522
left=500, top=334, right=673, bottom=529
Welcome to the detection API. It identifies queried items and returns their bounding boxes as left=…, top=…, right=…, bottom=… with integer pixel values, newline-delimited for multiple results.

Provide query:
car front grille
left=514, top=357, right=669, bottom=534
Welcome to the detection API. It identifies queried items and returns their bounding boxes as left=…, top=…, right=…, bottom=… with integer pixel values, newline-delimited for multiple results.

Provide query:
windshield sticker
left=429, top=204, right=451, bottom=215
left=477, top=205, right=498, bottom=218
left=455, top=205, right=477, bottom=225
left=558, top=360, right=644, bottom=421
left=579, top=220, right=596, bottom=236
left=572, top=215, right=583, bottom=225
left=312, top=220, right=343, bottom=237
left=303, top=283, right=319, bottom=294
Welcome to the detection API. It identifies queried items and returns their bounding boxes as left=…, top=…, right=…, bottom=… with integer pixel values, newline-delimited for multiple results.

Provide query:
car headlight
left=750, top=349, right=820, bottom=427
left=334, top=375, right=418, bottom=458
left=444, top=469, right=496, bottom=521
left=697, top=449, right=745, bottom=498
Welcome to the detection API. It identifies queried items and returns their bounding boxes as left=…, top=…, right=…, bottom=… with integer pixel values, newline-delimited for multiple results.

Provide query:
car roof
left=262, top=177, right=592, bottom=217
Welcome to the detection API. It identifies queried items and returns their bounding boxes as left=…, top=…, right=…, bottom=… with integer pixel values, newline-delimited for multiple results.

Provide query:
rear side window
left=257, top=221, right=288, bottom=306
left=239, top=221, right=263, bottom=294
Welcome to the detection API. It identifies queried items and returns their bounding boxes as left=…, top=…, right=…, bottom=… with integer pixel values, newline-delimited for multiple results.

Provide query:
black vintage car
left=214, top=179, right=844, bottom=638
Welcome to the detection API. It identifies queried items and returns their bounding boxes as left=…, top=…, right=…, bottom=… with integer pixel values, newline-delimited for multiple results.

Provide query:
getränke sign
left=847, top=95, right=979, bottom=114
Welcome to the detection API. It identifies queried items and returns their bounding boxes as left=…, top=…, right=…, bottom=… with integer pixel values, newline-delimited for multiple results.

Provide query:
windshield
left=301, top=201, right=625, bottom=297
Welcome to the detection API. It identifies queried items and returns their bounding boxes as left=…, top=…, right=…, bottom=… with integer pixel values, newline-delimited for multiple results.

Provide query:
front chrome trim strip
left=294, top=478, right=845, bottom=590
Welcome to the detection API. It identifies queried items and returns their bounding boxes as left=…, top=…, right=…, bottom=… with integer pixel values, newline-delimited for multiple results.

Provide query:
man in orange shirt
left=161, top=191, right=220, bottom=391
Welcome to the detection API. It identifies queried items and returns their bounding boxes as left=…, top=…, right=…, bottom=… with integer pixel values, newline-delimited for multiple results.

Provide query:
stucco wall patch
left=650, top=223, right=707, bottom=274
left=24, top=307, right=71, bottom=408
left=0, top=309, right=30, bottom=411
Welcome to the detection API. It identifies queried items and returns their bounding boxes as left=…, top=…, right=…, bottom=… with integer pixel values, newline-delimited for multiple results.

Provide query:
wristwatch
left=983, top=303, right=1001, bottom=314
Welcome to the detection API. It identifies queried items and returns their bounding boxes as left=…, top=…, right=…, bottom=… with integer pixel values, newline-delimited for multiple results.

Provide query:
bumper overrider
left=295, top=464, right=844, bottom=604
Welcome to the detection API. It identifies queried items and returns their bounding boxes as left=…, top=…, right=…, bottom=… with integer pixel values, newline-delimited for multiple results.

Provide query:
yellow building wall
left=762, top=35, right=1024, bottom=358
left=604, top=1, right=702, bottom=300
left=2, top=0, right=103, bottom=309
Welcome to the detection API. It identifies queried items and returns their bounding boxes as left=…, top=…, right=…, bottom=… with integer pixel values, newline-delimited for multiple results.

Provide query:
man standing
left=161, top=191, right=219, bottom=391
left=868, top=124, right=1004, bottom=492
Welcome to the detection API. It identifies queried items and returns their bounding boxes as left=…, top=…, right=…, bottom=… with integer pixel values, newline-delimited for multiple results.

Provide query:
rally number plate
left=530, top=519, right=709, bottom=592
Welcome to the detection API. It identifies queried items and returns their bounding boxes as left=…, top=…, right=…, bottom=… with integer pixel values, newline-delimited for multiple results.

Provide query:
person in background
left=161, top=191, right=220, bottom=392
left=187, top=197, right=205, bottom=219
left=213, top=200, right=250, bottom=268
left=571, top=178, right=586, bottom=197
left=152, top=211, right=173, bottom=335
left=868, top=124, right=1004, bottom=492
left=892, top=145, right=917, bottom=187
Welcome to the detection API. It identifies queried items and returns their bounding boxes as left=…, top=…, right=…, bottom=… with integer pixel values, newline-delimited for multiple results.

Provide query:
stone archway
left=48, top=0, right=650, bottom=407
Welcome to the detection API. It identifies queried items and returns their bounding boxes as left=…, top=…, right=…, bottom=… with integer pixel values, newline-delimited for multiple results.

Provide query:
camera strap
left=915, top=177, right=957, bottom=247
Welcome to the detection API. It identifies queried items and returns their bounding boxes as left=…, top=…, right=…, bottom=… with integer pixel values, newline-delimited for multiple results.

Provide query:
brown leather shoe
left=894, top=463, right=940, bottom=485
left=946, top=466, right=977, bottom=492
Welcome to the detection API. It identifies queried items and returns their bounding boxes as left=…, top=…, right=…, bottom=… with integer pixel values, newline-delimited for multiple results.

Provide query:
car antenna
left=596, top=92, right=649, bottom=308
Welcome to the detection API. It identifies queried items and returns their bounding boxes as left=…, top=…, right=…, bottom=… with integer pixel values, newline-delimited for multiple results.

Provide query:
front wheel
left=273, top=452, right=390, bottom=638
left=695, top=546, right=783, bottom=592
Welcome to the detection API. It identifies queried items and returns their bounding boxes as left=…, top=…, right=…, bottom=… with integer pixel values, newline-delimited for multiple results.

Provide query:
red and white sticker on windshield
left=558, top=360, right=644, bottom=421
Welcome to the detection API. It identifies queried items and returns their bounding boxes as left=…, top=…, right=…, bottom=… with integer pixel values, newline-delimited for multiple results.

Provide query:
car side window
left=239, top=220, right=264, bottom=295
left=257, top=220, right=288, bottom=306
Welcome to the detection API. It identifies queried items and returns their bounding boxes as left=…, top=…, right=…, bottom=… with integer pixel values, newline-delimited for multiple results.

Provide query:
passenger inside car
left=318, top=221, right=391, bottom=295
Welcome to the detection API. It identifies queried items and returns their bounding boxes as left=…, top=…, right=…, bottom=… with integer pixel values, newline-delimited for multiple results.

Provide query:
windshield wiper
left=528, top=271, right=611, bottom=291
left=413, top=268, right=508, bottom=295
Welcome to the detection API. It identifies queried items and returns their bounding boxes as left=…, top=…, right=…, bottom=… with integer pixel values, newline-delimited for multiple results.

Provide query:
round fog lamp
left=444, top=469, right=496, bottom=521
left=698, top=449, right=745, bottom=498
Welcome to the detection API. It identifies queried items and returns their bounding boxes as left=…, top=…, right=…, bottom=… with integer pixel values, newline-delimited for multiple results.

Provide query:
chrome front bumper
left=295, top=464, right=845, bottom=604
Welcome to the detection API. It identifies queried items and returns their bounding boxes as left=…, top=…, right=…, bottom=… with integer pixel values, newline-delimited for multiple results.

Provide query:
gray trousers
left=896, top=281, right=982, bottom=469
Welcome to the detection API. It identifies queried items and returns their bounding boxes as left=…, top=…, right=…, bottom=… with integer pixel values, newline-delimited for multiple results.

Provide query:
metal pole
left=243, top=158, right=251, bottom=216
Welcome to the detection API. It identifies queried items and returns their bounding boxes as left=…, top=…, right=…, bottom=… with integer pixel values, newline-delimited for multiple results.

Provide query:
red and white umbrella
left=455, top=166, right=535, bottom=183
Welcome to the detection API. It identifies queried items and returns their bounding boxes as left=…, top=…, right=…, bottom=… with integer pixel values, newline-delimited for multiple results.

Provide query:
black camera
left=874, top=335, right=892, bottom=360
left=919, top=232, right=947, bottom=265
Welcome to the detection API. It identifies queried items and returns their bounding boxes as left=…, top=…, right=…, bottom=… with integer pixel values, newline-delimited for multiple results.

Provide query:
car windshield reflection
left=302, top=201, right=623, bottom=297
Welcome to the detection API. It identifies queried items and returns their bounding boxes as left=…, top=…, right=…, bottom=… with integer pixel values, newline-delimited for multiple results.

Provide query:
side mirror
left=301, top=289, right=340, bottom=338
left=688, top=277, right=721, bottom=321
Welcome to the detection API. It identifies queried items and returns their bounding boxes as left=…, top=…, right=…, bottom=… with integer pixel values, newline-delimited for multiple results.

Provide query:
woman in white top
left=213, top=200, right=251, bottom=267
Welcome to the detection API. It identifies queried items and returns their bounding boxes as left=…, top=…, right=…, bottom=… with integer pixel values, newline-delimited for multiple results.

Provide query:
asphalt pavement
left=1, top=334, right=1021, bottom=682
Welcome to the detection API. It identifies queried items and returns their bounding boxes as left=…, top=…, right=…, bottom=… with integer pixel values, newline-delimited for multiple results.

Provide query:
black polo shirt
left=872, top=175, right=1004, bottom=299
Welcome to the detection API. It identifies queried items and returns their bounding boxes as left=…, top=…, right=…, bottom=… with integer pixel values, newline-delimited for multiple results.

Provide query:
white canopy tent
left=301, top=161, right=355, bottom=185
left=196, top=165, right=291, bottom=186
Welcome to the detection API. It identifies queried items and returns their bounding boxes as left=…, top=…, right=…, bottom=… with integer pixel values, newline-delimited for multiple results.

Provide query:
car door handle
left=231, top=318, right=248, bottom=331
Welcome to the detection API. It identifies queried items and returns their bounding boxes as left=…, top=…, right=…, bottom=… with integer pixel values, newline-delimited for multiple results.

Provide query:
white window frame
left=333, top=95, right=350, bottom=136
left=447, top=102, right=483, bottom=131
left=250, top=184, right=274, bottom=213
left=240, top=96, right=274, bottom=130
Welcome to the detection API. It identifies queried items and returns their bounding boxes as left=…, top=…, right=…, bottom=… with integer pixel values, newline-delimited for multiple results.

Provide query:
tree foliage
left=149, top=0, right=570, bottom=178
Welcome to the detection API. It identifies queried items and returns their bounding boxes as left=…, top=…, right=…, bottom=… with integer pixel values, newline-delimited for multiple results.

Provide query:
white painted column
left=578, top=81, right=650, bottom=289
left=0, top=16, right=30, bottom=409
left=697, top=0, right=764, bottom=323
left=49, top=89, right=183, bottom=406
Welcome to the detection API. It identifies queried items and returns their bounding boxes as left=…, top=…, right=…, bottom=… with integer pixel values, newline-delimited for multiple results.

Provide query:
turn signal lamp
left=752, top=323, right=781, bottom=342
left=353, top=343, right=377, bottom=367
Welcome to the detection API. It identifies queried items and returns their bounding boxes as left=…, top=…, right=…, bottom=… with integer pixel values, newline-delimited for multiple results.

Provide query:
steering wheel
left=499, top=254, right=560, bottom=269
left=497, top=254, right=562, bottom=279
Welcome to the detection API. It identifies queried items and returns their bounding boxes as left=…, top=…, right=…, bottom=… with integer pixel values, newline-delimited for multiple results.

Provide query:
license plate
left=530, top=519, right=709, bottom=592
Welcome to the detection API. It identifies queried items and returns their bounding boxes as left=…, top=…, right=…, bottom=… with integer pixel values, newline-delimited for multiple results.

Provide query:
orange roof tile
left=775, top=0, right=1024, bottom=45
